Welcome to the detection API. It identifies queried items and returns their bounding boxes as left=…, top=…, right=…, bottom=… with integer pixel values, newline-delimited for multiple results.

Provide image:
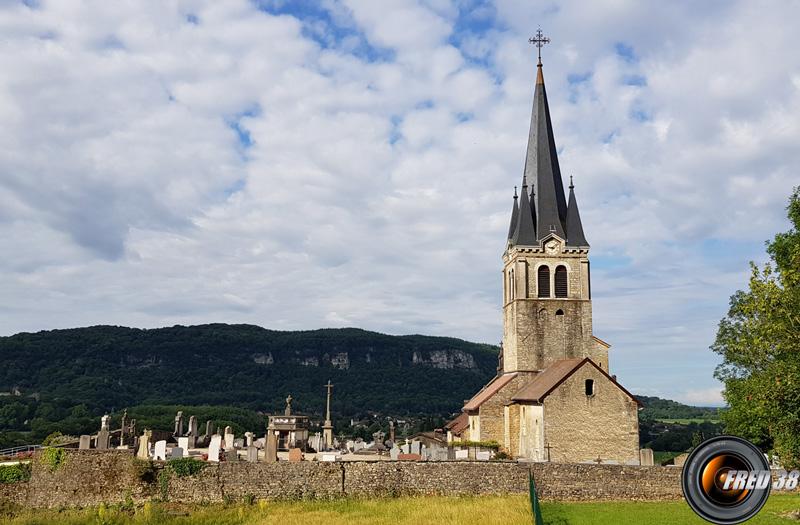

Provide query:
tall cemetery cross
left=324, top=380, right=334, bottom=424
left=528, top=28, right=550, bottom=64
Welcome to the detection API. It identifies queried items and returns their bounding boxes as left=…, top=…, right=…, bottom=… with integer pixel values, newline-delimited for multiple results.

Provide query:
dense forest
left=0, top=324, right=723, bottom=452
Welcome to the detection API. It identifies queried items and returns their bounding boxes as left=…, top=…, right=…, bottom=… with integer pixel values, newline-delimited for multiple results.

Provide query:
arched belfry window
left=509, top=269, right=515, bottom=301
left=537, top=266, right=550, bottom=298
left=555, top=265, right=568, bottom=298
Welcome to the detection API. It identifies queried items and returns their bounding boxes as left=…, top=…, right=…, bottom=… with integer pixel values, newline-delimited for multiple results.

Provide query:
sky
left=2, top=0, right=799, bottom=406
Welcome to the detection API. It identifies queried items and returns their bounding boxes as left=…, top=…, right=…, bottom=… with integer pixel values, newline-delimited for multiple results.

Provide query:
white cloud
left=1, top=0, right=799, bottom=404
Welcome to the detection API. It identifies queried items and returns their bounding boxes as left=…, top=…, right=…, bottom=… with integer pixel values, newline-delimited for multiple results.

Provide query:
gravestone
left=171, top=447, right=183, bottom=458
left=244, top=432, right=254, bottom=447
left=136, top=430, right=152, bottom=460
left=352, top=441, right=365, bottom=452
left=288, top=448, right=303, bottom=462
left=187, top=416, right=198, bottom=448
left=247, top=445, right=258, bottom=463
left=401, top=443, right=410, bottom=454
left=177, top=437, right=190, bottom=456
left=265, top=431, right=278, bottom=463
left=79, top=435, right=91, bottom=450
left=234, top=439, right=244, bottom=449
left=208, top=435, right=222, bottom=462
left=225, top=449, right=239, bottom=462
left=390, top=446, right=400, bottom=460
left=410, top=442, right=421, bottom=455
left=345, top=440, right=355, bottom=452
left=173, top=411, right=184, bottom=437
left=476, top=451, right=491, bottom=461
left=153, top=440, right=167, bottom=461
left=320, top=453, right=338, bottom=462
left=96, top=415, right=111, bottom=450
left=254, top=438, right=265, bottom=449
left=455, top=449, right=469, bottom=460
left=224, top=427, right=235, bottom=449
left=639, top=448, right=654, bottom=466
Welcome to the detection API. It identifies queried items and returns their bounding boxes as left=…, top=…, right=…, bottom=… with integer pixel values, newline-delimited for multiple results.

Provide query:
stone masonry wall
left=544, top=363, right=640, bottom=464
left=0, top=450, right=683, bottom=508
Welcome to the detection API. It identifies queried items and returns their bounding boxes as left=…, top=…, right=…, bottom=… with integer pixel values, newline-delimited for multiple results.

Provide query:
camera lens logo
left=682, top=436, right=771, bottom=524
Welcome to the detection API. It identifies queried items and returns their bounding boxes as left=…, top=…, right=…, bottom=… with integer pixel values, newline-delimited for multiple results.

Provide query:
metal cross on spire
left=528, top=28, right=550, bottom=65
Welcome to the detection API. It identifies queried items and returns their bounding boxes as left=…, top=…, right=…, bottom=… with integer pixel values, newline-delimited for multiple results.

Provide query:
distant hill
left=0, top=324, right=726, bottom=451
left=637, top=395, right=723, bottom=421
left=0, top=324, right=499, bottom=418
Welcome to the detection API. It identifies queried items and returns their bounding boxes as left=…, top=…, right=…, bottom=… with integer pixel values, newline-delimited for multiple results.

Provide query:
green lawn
left=656, top=418, right=721, bottom=424
left=1, top=493, right=799, bottom=524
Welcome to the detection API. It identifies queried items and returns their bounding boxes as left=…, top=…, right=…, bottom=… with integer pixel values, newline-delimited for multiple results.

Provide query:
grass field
left=2, top=493, right=800, bottom=525
left=655, top=418, right=721, bottom=424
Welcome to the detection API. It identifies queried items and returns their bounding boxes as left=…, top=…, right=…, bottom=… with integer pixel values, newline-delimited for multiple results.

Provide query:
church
left=459, top=38, right=641, bottom=464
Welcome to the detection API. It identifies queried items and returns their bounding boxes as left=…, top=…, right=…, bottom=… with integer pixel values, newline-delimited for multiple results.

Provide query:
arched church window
left=554, top=265, right=568, bottom=298
left=537, top=266, right=550, bottom=298
left=555, top=309, right=564, bottom=316
left=509, top=269, right=515, bottom=300
left=585, top=379, right=595, bottom=397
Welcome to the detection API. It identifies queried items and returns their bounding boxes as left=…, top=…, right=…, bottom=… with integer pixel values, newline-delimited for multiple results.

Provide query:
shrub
left=166, top=457, right=206, bottom=478
left=0, top=464, right=31, bottom=484
left=41, top=431, right=64, bottom=447
left=39, top=447, right=67, bottom=472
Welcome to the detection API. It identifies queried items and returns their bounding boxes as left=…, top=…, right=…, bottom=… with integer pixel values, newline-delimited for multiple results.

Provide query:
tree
left=713, top=187, right=800, bottom=468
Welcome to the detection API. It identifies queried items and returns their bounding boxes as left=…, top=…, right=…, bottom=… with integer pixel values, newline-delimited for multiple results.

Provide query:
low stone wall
left=0, top=450, right=683, bottom=508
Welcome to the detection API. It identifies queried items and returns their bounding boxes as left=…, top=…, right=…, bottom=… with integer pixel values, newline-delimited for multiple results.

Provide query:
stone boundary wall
left=0, top=450, right=683, bottom=508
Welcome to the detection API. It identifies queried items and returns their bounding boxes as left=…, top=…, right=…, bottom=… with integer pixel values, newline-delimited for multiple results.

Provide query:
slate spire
left=511, top=176, right=537, bottom=246
left=566, top=176, right=589, bottom=248
left=524, top=60, right=568, bottom=241
left=507, top=187, right=519, bottom=240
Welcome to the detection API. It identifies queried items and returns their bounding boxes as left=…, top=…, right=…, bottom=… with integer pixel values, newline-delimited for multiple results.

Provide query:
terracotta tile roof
left=444, top=413, right=469, bottom=436
left=511, top=357, right=642, bottom=406
left=462, top=373, right=518, bottom=412
left=511, top=358, right=584, bottom=402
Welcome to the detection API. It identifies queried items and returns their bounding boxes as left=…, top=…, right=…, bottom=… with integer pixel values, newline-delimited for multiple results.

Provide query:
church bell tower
left=501, top=34, right=607, bottom=374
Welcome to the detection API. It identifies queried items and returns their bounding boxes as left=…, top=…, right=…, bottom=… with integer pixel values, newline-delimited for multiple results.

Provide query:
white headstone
left=153, top=440, right=167, bottom=461
left=79, top=435, right=91, bottom=450
left=476, top=451, right=491, bottom=461
left=410, top=442, right=421, bottom=455
left=224, top=432, right=235, bottom=450
left=208, top=435, right=222, bottom=462
left=247, top=445, right=258, bottom=463
left=401, top=444, right=410, bottom=454
left=390, top=446, right=400, bottom=460
left=177, top=437, right=190, bottom=455
left=455, top=449, right=469, bottom=460
left=171, top=447, right=183, bottom=458
left=320, top=453, right=338, bottom=462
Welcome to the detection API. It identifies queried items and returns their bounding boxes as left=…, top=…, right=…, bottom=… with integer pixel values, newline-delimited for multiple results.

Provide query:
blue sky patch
left=614, top=42, right=638, bottom=63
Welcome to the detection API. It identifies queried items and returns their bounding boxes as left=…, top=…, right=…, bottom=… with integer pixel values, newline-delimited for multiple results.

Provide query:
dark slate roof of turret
left=566, top=176, right=589, bottom=248
left=511, top=177, right=537, bottom=246
left=507, top=187, right=519, bottom=240
left=525, top=62, right=568, bottom=241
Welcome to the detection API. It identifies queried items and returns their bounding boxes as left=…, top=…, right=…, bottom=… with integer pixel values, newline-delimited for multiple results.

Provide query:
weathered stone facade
left=541, top=363, right=640, bottom=464
left=0, top=450, right=685, bottom=508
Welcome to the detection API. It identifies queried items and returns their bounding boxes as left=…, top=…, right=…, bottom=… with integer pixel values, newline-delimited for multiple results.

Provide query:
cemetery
left=0, top=392, right=685, bottom=509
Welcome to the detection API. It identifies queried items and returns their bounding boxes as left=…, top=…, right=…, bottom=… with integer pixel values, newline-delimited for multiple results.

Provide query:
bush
left=41, top=431, right=64, bottom=447
left=0, top=464, right=31, bottom=484
left=39, top=447, right=67, bottom=472
left=166, top=457, right=206, bottom=478
left=458, top=440, right=501, bottom=451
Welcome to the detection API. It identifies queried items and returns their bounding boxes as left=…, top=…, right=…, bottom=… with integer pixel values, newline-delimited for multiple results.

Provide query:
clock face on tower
left=545, top=240, right=560, bottom=254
